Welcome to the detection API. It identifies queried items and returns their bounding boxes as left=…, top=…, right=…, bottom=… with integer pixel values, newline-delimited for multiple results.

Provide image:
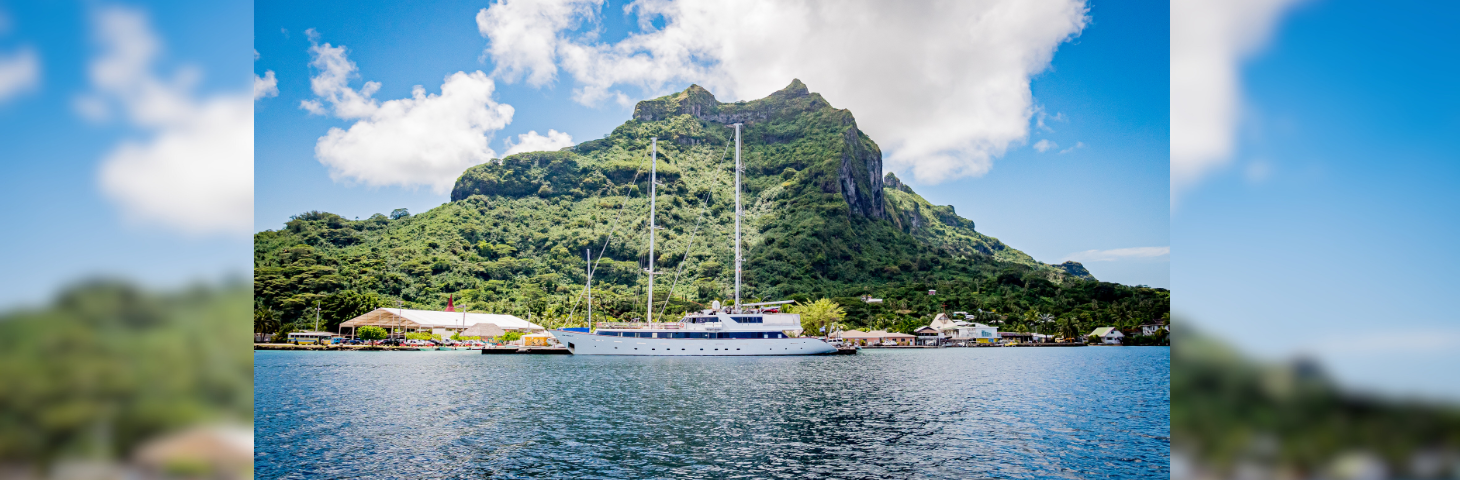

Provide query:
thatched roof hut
left=460, top=321, right=505, bottom=339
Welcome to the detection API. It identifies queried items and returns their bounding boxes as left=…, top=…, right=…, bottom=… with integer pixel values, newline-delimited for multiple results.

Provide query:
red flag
left=445, top=294, right=455, bottom=312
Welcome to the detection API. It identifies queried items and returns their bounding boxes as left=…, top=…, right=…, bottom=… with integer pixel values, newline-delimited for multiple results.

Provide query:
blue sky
left=1174, top=0, right=1460, bottom=399
left=254, top=0, right=1170, bottom=289
left=0, top=0, right=252, bottom=307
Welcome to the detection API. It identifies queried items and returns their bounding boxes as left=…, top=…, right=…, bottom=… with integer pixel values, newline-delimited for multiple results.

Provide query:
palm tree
left=789, top=299, right=846, bottom=338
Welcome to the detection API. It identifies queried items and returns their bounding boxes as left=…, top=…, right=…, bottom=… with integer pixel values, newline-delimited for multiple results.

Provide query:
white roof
left=396, top=309, right=541, bottom=330
left=342, top=308, right=542, bottom=330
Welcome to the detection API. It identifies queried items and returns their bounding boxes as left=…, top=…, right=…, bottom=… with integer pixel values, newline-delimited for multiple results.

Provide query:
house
left=913, top=326, right=942, bottom=346
left=1139, top=323, right=1169, bottom=336
left=929, top=312, right=966, bottom=331
left=930, top=313, right=998, bottom=344
left=1089, top=327, right=1125, bottom=345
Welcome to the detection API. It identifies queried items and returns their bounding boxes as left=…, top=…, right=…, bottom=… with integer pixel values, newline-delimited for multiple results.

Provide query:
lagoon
left=254, top=346, right=1169, bottom=478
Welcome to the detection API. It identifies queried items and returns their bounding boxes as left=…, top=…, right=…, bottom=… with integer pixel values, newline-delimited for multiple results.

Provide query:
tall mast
left=586, top=248, right=592, bottom=328
left=646, top=137, right=657, bottom=323
left=733, top=123, right=742, bottom=311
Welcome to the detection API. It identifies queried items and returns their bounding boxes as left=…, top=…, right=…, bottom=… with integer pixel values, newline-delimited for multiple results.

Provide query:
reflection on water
left=255, top=347, right=1169, bottom=479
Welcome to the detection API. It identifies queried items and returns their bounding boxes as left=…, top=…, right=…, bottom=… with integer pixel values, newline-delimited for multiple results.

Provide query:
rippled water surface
left=255, top=347, right=1168, bottom=479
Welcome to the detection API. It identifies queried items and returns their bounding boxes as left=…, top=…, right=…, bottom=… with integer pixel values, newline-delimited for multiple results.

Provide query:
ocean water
left=254, top=347, right=1169, bottom=479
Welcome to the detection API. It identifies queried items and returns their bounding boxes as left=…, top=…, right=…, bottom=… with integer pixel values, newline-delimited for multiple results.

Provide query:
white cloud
left=1034, top=107, right=1065, bottom=132
left=254, top=70, right=277, bottom=100
left=1172, top=0, right=1305, bottom=201
left=503, top=129, right=574, bottom=157
left=304, top=32, right=516, bottom=193
left=1058, top=141, right=1083, bottom=154
left=1062, top=246, right=1169, bottom=262
left=1033, top=139, right=1056, bottom=153
left=84, top=6, right=253, bottom=236
left=299, top=35, right=379, bottom=118
left=0, top=46, right=40, bottom=104
left=476, top=0, right=1088, bottom=184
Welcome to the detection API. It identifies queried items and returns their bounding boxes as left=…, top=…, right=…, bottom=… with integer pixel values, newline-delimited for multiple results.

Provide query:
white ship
left=555, top=124, right=837, bottom=356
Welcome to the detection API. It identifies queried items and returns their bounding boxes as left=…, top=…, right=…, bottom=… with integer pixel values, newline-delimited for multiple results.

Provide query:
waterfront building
left=337, top=308, right=544, bottom=340
left=999, top=332, right=1034, bottom=344
left=913, top=326, right=942, bottom=346
left=832, top=330, right=916, bottom=346
left=521, top=333, right=555, bottom=347
left=1089, top=327, right=1125, bottom=344
left=929, top=313, right=999, bottom=345
left=1139, top=323, right=1169, bottom=336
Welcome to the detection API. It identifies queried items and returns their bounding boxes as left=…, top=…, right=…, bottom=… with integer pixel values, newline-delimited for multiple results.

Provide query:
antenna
left=733, top=123, right=742, bottom=312
left=646, top=137, right=657, bottom=323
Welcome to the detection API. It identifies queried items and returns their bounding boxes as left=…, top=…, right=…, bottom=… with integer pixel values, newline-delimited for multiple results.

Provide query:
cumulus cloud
left=0, top=46, right=39, bottom=104
left=503, top=129, right=574, bottom=157
left=475, top=0, right=1088, bottom=184
left=303, top=32, right=516, bottom=193
left=1063, top=246, right=1169, bottom=263
left=1033, top=139, right=1056, bottom=153
left=1058, top=141, right=1083, bottom=154
left=1172, top=0, right=1305, bottom=201
left=84, top=6, right=253, bottom=236
left=254, top=70, right=277, bottom=100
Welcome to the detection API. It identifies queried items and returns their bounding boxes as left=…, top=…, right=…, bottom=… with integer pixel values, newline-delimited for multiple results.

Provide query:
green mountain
left=254, top=80, right=1167, bottom=334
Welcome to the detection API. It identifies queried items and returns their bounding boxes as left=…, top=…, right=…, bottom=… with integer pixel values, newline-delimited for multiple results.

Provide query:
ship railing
left=595, top=322, right=685, bottom=330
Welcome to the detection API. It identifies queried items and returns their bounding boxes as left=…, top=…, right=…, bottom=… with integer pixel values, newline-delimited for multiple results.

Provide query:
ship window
left=731, top=316, right=763, bottom=324
left=636, top=332, right=653, bottom=338
left=672, top=332, right=686, bottom=339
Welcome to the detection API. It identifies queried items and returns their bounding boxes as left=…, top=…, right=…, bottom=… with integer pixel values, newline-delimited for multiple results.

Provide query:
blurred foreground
left=1173, top=326, right=1460, bottom=479
left=0, top=280, right=251, bottom=479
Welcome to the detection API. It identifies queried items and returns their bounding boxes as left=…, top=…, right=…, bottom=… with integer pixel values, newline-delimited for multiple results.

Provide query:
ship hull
left=553, top=330, right=838, bottom=356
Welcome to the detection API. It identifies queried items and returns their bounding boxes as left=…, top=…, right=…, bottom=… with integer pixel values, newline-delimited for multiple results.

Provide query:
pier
left=480, top=347, right=573, bottom=355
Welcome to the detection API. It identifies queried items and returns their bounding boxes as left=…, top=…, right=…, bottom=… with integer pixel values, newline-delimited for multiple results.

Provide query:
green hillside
left=254, top=80, right=1167, bottom=335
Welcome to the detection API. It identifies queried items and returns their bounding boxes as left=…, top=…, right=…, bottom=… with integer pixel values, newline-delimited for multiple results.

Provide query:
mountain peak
left=776, top=78, right=810, bottom=97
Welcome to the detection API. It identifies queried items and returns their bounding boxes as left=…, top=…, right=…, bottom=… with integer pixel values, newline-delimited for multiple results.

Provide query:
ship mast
left=733, top=123, right=742, bottom=312
left=646, top=137, right=657, bottom=323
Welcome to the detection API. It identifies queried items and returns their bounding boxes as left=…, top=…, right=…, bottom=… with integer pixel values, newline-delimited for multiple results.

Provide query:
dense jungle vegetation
left=0, top=280, right=252, bottom=466
left=254, top=80, right=1168, bottom=337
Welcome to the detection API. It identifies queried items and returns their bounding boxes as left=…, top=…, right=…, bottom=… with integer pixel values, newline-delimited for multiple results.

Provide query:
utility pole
left=314, top=301, right=321, bottom=332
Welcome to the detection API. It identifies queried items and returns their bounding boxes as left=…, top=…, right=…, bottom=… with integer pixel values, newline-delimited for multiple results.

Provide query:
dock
left=480, top=347, right=573, bottom=355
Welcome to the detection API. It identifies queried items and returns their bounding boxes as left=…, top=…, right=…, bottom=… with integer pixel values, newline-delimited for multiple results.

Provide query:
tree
left=357, top=326, right=387, bottom=342
left=390, top=208, right=410, bottom=220
left=320, top=291, right=385, bottom=332
left=790, top=298, right=845, bottom=337
left=254, top=304, right=280, bottom=334
left=495, top=331, right=524, bottom=344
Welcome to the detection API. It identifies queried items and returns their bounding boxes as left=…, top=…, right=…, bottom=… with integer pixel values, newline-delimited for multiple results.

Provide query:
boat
left=554, top=125, right=837, bottom=356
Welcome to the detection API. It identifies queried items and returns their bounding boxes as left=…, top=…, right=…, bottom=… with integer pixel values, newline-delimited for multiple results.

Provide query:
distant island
left=253, top=80, right=1168, bottom=339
